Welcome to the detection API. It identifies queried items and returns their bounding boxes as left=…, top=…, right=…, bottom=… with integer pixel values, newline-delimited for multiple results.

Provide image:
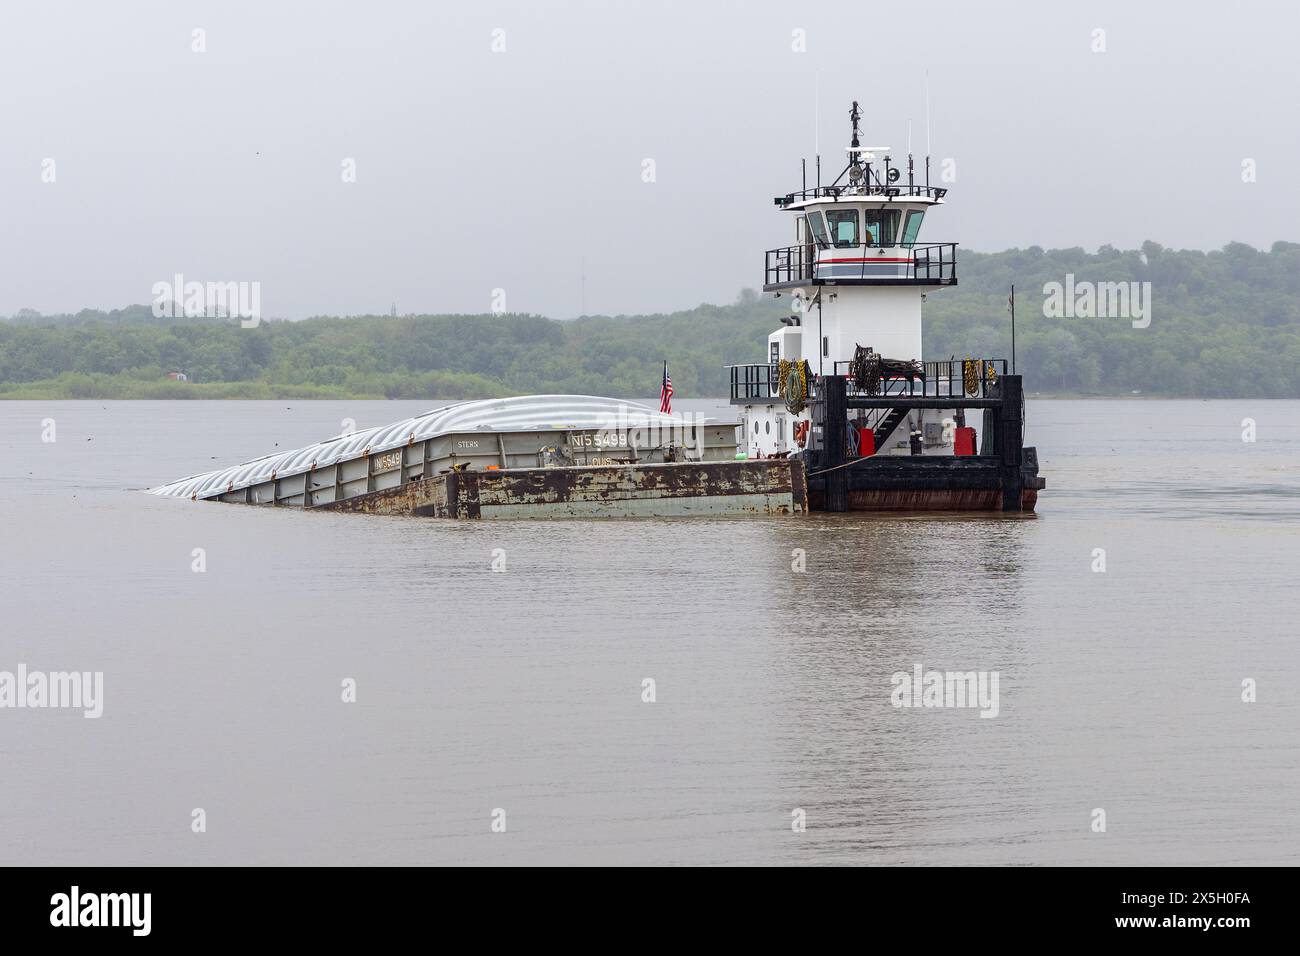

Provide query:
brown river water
left=1, top=398, right=1297, bottom=865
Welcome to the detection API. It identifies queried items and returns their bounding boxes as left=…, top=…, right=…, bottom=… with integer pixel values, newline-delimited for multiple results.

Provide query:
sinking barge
left=149, top=376, right=1039, bottom=518
left=150, top=395, right=807, bottom=518
left=152, top=100, right=1045, bottom=518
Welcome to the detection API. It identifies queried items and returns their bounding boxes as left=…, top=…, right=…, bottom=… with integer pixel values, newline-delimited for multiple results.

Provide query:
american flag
left=659, top=362, right=673, bottom=414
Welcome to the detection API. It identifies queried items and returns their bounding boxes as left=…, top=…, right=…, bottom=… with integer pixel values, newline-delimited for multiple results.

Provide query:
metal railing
left=727, top=363, right=779, bottom=401
left=830, top=358, right=1007, bottom=400
left=765, top=244, right=817, bottom=285
left=763, top=242, right=957, bottom=286
left=911, top=243, right=957, bottom=283
left=728, top=358, right=1007, bottom=404
left=774, top=184, right=948, bottom=206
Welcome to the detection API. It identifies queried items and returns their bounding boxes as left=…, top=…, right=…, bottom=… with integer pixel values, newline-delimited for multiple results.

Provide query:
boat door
left=774, top=413, right=787, bottom=453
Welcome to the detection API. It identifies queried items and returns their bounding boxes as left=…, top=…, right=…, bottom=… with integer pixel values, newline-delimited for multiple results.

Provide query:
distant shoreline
left=1, top=387, right=1294, bottom=402
left=7, top=238, right=1300, bottom=402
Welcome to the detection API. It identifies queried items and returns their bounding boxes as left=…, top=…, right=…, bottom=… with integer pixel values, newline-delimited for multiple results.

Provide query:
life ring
left=794, top=420, right=810, bottom=448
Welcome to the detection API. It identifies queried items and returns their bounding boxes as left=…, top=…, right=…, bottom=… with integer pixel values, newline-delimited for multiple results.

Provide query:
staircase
left=871, top=407, right=908, bottom=452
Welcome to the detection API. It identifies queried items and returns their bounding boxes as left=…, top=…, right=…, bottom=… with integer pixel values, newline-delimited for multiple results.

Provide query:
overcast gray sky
left=1, top=0, right=1294, bottom=319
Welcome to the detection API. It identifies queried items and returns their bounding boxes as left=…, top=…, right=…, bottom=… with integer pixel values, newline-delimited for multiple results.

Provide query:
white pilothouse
left=731, top=101, right=983, bottom=461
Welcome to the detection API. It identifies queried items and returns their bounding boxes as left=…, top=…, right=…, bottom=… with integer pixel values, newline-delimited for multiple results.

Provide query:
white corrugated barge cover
left=150, top=394, right=726, bottom=499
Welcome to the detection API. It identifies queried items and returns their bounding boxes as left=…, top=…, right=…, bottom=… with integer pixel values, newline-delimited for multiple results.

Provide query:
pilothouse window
left=863, top=210, right=899, bottom=246
left=901, top=210, right=925, bottom=246
left=805, top=212, right=828, bottom=248
left=824, top=209, right=858, bottom=247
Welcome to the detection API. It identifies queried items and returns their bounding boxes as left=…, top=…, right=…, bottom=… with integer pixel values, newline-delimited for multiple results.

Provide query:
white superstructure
left=730, top=101, right=972, bottom=459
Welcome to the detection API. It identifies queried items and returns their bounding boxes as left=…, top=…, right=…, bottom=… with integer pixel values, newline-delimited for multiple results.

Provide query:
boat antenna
left=907, top=119, right=915, bottom=188
left=847, top=100, right=864, bottom=186
left=924, top=71, right=932, bottom=189
left=814, top=74, right=821, bottom=190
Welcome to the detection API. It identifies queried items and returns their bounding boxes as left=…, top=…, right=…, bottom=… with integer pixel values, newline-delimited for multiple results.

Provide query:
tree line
left=2, top=241, right=1298, bottom=398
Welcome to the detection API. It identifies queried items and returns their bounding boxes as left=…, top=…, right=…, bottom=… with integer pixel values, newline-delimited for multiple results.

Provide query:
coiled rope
left=849, top=345, right=882, bottom=395
left=777, top=358, right=809, bottom=414
left=962, top=358, right=998, bottom=397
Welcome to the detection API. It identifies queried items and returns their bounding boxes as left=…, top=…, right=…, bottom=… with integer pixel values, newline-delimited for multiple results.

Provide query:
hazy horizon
left=3, top=0, right=1293, bottom=319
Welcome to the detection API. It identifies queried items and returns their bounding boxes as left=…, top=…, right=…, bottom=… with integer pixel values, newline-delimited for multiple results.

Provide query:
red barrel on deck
left=954, top=426, right=976, bottom=456
left=857, top=428, right=875, bottom=457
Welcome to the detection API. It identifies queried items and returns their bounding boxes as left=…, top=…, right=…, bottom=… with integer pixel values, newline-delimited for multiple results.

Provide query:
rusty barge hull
left=150, top=396, right=748, bottom=510
left=314, top=459, right=807, bottom=519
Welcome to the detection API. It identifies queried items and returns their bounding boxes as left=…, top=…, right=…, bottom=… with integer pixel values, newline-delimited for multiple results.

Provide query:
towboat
left=726, top=101, right=1045, bottom=511
left=153, top=101, right=1043, bottom=517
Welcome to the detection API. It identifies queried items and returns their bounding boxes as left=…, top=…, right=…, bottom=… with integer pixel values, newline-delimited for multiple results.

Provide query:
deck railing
left=830, top=358, right=1007, bottom=400
left=727, top=363, right=779, bottom=401
left=774, top=184, right=948, bottom=206
left=728, top=358, right=1007, bottom=404
left=763, top=242, right=957, bottom=286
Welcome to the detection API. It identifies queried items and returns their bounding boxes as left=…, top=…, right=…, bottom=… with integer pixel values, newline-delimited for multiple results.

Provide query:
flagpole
left=1010, top=284, right=1017, bottom=375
